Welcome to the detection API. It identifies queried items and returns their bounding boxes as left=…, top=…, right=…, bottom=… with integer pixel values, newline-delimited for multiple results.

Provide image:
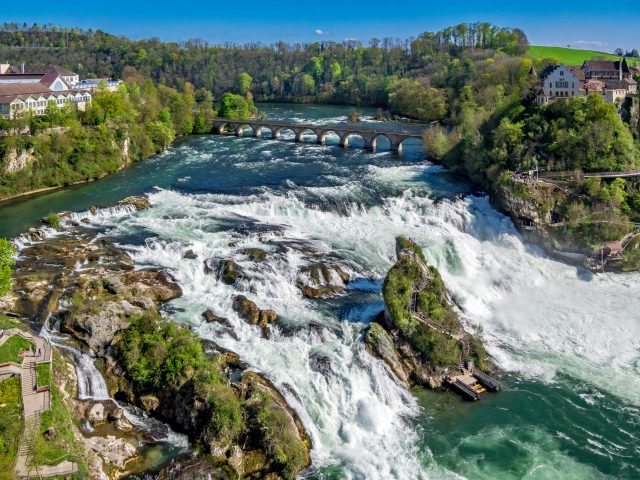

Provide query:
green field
left=528, top=46, right=640, bottom=66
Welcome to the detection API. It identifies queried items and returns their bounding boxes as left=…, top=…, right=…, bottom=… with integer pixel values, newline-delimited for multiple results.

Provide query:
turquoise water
left=2, top=104, right=639, bottom=479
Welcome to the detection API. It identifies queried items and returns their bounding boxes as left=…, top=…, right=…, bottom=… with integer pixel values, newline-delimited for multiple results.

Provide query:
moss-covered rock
left=367, top=237, right=491, bottom=389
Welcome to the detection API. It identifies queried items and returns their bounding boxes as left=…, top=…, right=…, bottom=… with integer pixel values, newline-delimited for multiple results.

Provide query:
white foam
left=90, top=162, right=640, bottom=478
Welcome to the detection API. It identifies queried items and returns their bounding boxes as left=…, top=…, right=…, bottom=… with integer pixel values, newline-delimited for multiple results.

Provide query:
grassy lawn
left=528, top=45, right=640, bottom=66
left=0, top=378, right=23, bottom=479
left=36, top=363, right=51, bottom=388
left=0, top=336, right=33, bottom=364
left=0, top=315, right=27, bottom=331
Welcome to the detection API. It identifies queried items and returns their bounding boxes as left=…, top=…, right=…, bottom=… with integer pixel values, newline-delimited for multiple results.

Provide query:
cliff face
left=366, top=237, right=490, bottom=389
left=1, top=147, right=36, bottom=175
left=492, top=176, right=580, bottom=255
left=492, top=175, right=640, bottom=271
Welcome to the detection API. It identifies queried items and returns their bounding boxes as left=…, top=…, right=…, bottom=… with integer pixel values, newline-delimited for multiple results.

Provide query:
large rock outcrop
left=365, top=237, right=490, bottom=389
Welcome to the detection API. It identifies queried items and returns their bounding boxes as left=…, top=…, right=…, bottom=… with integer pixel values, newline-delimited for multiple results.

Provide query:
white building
left=0, top=84, right=91, bottom=120
left=535, top=64, right=581, bottom=104
left=536, top=58, right=638, bottom=106
left=0, top=63, right=93, bottom=120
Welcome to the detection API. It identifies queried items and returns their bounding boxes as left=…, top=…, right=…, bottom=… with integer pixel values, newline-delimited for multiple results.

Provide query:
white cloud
left=314, top=29, right=325, bottom=36
left=570, top=40, right=608, bottom=49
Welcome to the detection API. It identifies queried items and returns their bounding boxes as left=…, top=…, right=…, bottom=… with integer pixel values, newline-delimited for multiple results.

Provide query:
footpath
left=0, top=328, right=78, bottom=478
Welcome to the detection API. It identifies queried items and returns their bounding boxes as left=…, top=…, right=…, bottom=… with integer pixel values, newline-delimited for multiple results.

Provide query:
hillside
left=528, top=45, right=640, bottom=66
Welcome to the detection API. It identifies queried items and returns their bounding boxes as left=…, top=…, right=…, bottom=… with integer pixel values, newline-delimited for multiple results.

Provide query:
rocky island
left=366, top=237, right=497, bottom=398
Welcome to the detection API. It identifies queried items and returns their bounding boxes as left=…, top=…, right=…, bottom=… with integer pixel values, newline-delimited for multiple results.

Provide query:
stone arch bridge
left=212, top=118, right=425, bottom=152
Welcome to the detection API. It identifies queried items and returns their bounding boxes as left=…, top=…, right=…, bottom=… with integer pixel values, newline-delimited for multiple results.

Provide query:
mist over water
left=5, top=104, right=639, bottom=479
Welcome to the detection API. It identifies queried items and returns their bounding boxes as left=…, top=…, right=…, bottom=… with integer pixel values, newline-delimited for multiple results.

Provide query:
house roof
left=604, top=79, right=635, bottom=90
left=568, top=66, right=585, bottom=80
left=1, top=65, right=46, bottom=75
left=48, top=65, right=77, bottom=77
left=0, top=83, right=51, bottom=96
left=583, top=59, right=631, bottom=73
left=39, top=71, right=70, bottom=89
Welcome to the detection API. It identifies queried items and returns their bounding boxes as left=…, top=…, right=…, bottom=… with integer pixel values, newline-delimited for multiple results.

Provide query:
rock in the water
left=183, top=250, right=198, bottom=259
left=204, top=259, right=244, bottom=285
left=296, top=263, right=350, bottom=298
left=86, top=435, right=137, bottom=469
left=87, top=403, right=106, bottom=424
left=232, top=295, right=260, bottom=325
left=364, top=322, right=409, bottom=384
left=202, top=309, right=232, bottom=327
left=118, top=195, right=151, bottom=210
left=239, top=247, right=268, bottom=263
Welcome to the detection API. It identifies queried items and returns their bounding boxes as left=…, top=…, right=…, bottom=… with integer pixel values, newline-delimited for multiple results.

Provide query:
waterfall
left=41, top=315, right=111, bottom=400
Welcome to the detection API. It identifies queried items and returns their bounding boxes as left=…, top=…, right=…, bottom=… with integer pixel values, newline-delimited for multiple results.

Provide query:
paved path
left=0, top=329, right=78, bottom=478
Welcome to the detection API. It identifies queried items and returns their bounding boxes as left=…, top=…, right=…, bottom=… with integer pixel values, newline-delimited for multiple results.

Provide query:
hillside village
left=0, top=63, right=121, bottom=120
left=534, top=57, right=639, bottom=107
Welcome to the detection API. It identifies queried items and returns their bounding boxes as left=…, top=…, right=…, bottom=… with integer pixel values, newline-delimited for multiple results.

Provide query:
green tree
left=0, top=239, right=16, bottom=296
left=329, top=62, right=342, bottom=82
left=236, top=72, right=252, bottom=95
left=219, top=93, right=252, bottom=120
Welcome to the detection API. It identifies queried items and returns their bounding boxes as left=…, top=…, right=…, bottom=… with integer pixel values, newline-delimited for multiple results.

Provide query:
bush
left=42, top=214, right=60, bottom=229
left=0, top=239, right=16, bottom=296
left=0, top=378, right=22, bottom=477
left=36, top=362, right=51, bottom=387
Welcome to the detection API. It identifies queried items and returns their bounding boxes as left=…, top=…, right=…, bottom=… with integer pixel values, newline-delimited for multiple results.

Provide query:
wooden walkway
left=0, top=329, right=78, bottom=478
left=539, top=169, right=640, bottom=180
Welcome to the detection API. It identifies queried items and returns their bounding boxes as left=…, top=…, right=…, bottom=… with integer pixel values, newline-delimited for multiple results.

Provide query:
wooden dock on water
left=446, top=370, right=500, bottom=401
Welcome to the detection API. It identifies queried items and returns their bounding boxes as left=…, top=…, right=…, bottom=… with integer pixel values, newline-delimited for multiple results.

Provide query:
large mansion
left=535, top=58, right=638, bottom=106
left=0, top=63, right=120, bottom=120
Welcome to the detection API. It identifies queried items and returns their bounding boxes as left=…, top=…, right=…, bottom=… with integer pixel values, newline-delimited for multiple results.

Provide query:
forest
left=0, top=22, right=528, bottom=119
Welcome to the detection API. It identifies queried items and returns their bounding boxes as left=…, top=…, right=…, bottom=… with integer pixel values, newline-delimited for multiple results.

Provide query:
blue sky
left=3, top=0, right=640, bottom=51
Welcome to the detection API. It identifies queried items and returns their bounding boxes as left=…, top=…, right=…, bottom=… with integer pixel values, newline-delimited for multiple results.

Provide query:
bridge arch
left=234, top=123, right=254, bottom=137
left=342, top=132, right=371, bottom=149
left=317, top=130, right=342, bottom=145
left=398, top=136, right=424, bottom=155
left=295, top=128, right=318, bottom=143
left=254, top=125, right=274, bottom=139
left=273, top=127, right=297, bottom=140
left=372, top=133, right=395, bottom=151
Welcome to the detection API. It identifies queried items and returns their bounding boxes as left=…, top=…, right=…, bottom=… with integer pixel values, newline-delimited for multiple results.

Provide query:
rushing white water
left=83, top=162, right=640, bottom=479
left=121, top=403, right=189, bottom=449
left=40, top=318, right=111, bottom=400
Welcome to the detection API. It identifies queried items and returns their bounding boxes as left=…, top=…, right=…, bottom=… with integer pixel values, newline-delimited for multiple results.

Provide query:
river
left=2, top=104, right=639, bottom=479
